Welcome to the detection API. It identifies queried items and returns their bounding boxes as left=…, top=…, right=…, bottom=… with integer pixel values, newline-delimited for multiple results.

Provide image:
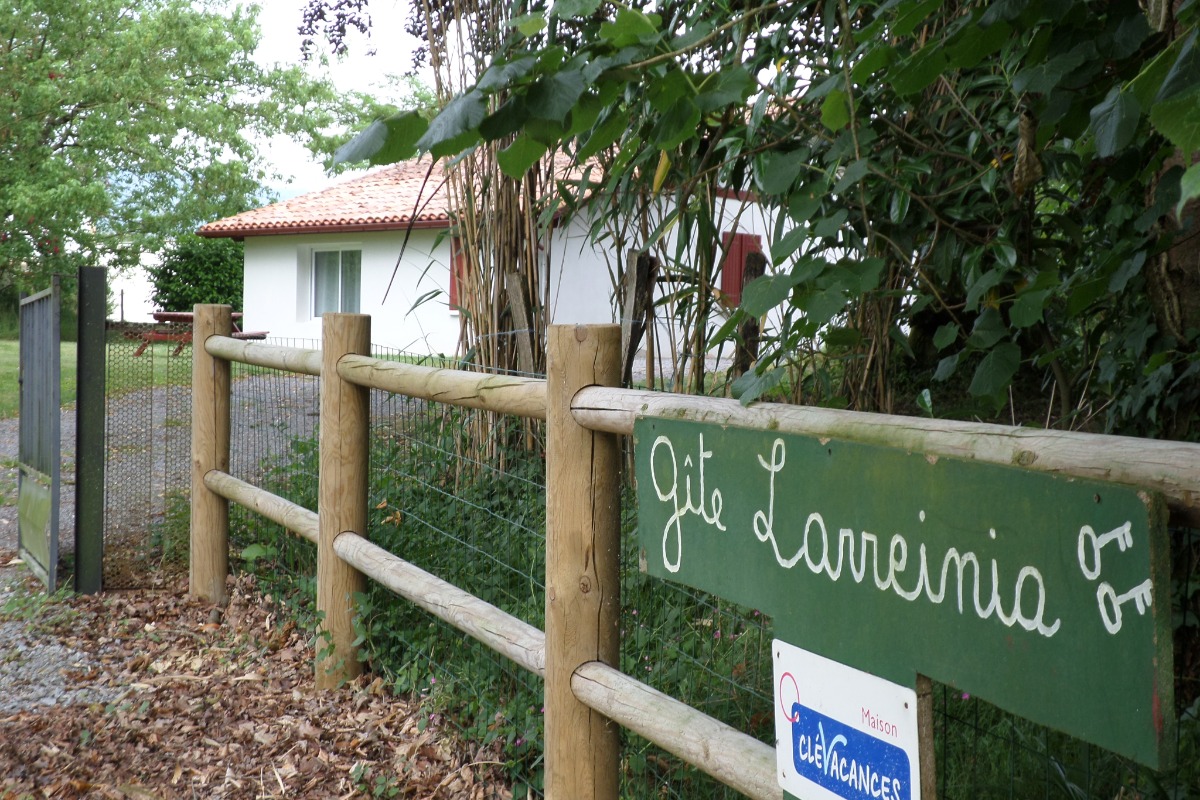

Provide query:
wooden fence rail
left=190, top=305, right=776, bottom=800
left=573, top=387, right=1200, bottom=527
left=191, top=303, right=1200, bottom=799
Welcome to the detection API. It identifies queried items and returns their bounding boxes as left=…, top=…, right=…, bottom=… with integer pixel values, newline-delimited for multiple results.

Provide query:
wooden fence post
left=190, top=304, right=232, bottom=604
left=545, top=324, right=622, bottom=800
left=317, top=313, right=370, bottom=688
left=918, top=674, right=938, bottom=800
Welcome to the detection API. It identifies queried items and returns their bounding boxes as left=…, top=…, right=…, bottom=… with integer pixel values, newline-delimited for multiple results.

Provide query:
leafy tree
left=0, top=0, right=389, bottom=305
left=147, top=234, right=243, bottom=312
left=335, top=0, right=1200, bottom=437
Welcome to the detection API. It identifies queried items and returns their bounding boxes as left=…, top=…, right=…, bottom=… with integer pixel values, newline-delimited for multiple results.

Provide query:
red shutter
left=720, top=232, right=762, bottom=307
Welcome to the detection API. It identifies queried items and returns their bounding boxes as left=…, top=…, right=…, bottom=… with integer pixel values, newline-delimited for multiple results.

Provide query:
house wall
left=240, top=192, right=784, bottom=363
left=242, top=228, right=462, bottom=354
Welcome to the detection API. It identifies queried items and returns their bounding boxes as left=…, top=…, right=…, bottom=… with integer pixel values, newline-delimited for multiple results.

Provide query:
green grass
left=0, top=336, right=197, bottom=420
left=102, top=337, right=194, bottom=396
left=0, top=341, right=77, bottom=419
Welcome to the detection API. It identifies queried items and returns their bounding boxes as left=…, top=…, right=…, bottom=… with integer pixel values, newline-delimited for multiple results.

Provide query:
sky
left=247, top=0, right=426, bottom=199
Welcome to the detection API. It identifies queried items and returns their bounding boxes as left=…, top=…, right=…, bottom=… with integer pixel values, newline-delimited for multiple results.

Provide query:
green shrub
left=147, top=234, right=242, bottom=313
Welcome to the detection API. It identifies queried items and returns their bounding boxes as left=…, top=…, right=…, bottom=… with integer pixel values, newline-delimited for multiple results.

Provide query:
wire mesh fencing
left=102, top=321, right=193, bottom=589
left=218, top=339, right=1197, bottom=799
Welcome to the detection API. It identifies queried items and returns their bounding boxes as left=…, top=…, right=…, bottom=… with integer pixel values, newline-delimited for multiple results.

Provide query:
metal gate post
left=75, top=267, right=106, bottom=593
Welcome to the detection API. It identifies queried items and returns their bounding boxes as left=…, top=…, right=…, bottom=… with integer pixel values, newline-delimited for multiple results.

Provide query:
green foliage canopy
left=342, top=0, right=1200, bottom=435
left=147, top=234, right=243, bottom=312
left=0, top=0, right=387, bottom=300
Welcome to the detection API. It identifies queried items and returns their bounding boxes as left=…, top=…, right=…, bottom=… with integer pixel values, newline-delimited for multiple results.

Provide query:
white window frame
left=309, top=247, right=361, bottom=318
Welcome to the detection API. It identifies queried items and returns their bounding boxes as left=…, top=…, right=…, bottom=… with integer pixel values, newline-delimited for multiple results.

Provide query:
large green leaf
left=1009, top=289, right=1050, bottom=329
left=480, top=99, right=528, bottom=141
left=509, top=13, right=547, bottom=37
left=1090, top=87, right=1141, bottom=158
left=945, top=21, right=1011, bottom=69
left=892, top=0, right=942, bottom=37
left=1012, top=43, right=1093, bottom=94
left=1178, top=162, right=1200, bottom=217
left=1066, top=276, right=1109, bottom=317
left=933, top=353, right=960, bottom=381
left=811, top=209, right=849, bottom=239
left=550, top=0, right=601, bottom=18
left=967, top=308, right=1007, bottom=349
left=416, top=91, right=487, bottom=157
left=1150, top=84, right=1200, bottom=155
left=769, top=225, right=810, bottom=263
left=801, top=286, right=849, bottom=326
left=652, top=98, right=700, bottom=149
left=732, top=366, right=786, bottom=406
left=757, top=150, right=806, bottom=195
left=577, top=111, right=627, bottom=160
left=850, top=45, right=894, bottom=83
left=968, top=342, right=1021, bottom=398
left=845, top=256, right=886, bottom=293
left=696, top=67, right=755, bottom=112
left=933, top=323, right=959, bottom=351
left=1111, top=12, right=1151, bottom=60
left=599, top=9, right=660, bottom=47
left=821, top=88, right=851, bottom=131
left=889, top=45, right=948, bottom=96
left=832, top=159, right=869, bottom=194
left=965, top=268, right=1003, bottom=311
left=497, top=135, right=549, bottom=178
left=1155, top=30, right=1199, bottom=102
left=476, top=56, right=539, bottom=91
left=526, top=71, right=587, bottom=122
left=332, top=111, right=428, bottom=166
left=742, top=273, right=802, bottom=316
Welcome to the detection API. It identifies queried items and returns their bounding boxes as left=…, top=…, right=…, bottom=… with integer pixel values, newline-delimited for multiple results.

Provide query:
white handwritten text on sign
left=633, top=418, right=1173, bottom=769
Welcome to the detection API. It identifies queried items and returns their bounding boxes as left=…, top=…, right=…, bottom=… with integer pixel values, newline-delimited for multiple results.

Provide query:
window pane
left=340, top=250, right=361, bottom=313
left=313, top=251, right=340, bottom=316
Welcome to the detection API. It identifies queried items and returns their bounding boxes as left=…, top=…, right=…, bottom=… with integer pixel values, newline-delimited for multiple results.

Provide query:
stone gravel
left=0, top=372, right=324, bottom=716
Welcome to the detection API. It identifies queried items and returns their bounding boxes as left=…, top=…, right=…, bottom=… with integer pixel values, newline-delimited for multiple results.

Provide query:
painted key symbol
left=1097, top=579, right=1153, bottom=635
left=1077, top=522, right=1132, bottom=580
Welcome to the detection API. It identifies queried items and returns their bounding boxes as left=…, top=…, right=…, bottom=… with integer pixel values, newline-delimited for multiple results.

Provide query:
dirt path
left=0, top=565, right=514, bottom=798
left=0, top=389, right=515, bottom=797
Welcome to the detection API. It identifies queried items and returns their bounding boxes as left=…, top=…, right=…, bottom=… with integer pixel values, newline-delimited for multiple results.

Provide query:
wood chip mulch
left=0, top=563, right=516, bottom=799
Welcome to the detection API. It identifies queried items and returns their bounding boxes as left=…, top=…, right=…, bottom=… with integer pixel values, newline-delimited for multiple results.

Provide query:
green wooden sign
left=633, top=417, right=1175, bottom=770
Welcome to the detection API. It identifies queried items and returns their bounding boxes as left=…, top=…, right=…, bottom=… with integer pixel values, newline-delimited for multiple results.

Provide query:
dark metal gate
left=18, top=277, right=61, bottom=591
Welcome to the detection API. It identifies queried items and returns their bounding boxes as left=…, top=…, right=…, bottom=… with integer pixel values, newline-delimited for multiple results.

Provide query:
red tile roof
left=197, top=158, right=452, bottom=239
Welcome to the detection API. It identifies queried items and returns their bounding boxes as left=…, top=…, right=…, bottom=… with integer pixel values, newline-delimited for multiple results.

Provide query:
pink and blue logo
left=780, top=672, right=911, bottom=800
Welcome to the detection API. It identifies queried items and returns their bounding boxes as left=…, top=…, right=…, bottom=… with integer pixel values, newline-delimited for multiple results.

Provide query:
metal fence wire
left=212, top=340, right=1198, bottom=799
left=102, top=321, right=193, bottom=589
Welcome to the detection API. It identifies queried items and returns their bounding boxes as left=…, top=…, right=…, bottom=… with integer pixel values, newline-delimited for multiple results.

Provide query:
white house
left=198, top=157, right=778, bottom=358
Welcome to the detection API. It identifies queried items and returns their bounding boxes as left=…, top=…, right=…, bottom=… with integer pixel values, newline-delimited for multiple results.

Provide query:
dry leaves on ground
left=0, top=560, right=515, bottom=800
